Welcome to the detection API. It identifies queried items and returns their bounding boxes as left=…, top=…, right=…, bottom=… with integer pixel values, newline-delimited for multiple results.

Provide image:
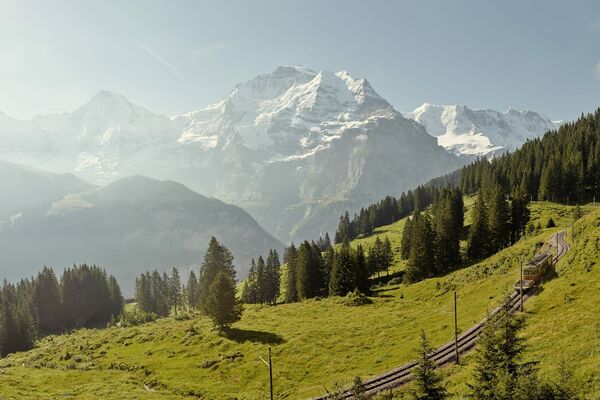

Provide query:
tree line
left=278, top=236, right=393, bottom=303
left=0, top=264, right=123, bottom=357
left=135, top=237, right=242, bottom=330
left=334, top=186, right=443, bottom=244
left=459, top=108, right=600, bottom=202
left=241, top=250, right=281, bottom=305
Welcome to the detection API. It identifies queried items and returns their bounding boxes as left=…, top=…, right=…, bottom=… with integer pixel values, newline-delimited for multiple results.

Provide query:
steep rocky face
left=0, top=174, right=283, bottom=289
left=172, top=66, right=463, bottom=240
left=405, top=103, right=560, bottom=157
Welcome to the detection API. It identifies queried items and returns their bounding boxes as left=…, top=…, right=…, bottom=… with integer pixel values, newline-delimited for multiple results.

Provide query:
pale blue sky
left=2, top=0, right=600, bottom=120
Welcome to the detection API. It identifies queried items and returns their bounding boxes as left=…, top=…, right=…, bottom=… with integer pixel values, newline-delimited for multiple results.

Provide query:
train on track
left=515, top=252, right=553, bottom=291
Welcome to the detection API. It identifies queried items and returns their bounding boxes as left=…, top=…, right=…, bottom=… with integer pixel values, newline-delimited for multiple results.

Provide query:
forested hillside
left=335, top=108, right=600, bottom=244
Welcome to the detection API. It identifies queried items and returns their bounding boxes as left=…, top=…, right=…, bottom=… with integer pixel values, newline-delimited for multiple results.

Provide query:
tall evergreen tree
left=33, top=267, right=63, bottom=333
left=169, top=267, right=182, bottom=315
left=405, top=213, right=435, bottom=283
left=204, top=271, right=242, bottom=330
left=198, top=237, right=236, bottom=313
left=469, top=305, right=532, bottom=400
left=509, top=189, right=531, bottom=244
left=410, top=331, right=447, bottom=400
left=329, top=239, right=355, bottom=296
left=488, top=185, right=510, bottom=252
left=401, top=214, right=415, bottom=260
left=354, top=244, right=370, bottom=294
left=186, top=270, right=199, bottom=309
left=467, top=196, right=491, bottom=260
left=284, top=244, right=299, bottom=303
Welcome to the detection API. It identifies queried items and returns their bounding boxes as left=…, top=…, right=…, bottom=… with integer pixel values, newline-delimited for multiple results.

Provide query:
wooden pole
left=454, top=290, right=459, bottom=364
left=269, top=347, right=273, bottom=400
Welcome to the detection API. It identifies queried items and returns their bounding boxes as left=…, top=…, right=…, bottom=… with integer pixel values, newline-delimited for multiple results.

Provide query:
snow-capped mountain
left=405, top=103, right=561, bottom=157
left=171, top=66, right=463, bottom=240
left=0, top=67, right=463, bottom=241
left=0, top=90, right=179, bottom=182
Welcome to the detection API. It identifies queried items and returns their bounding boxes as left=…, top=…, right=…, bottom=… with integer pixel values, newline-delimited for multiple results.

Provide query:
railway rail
left=312, top=230, right=569, bottom=399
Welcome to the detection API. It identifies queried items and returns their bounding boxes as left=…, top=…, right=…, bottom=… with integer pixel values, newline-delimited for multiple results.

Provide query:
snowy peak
left=175, top=65, right=394, bottom=151
left=406, top=103, right=560, bottom=157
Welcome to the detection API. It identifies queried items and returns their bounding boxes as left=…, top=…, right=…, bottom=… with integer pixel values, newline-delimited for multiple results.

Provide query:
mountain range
left=0, top=162, right=282, bottom=289
left=0, top=65, right=558, bottom=242
left=405, top=103, right=560, bottom=157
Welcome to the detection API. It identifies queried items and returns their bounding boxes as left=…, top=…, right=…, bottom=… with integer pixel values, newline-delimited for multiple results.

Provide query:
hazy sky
left=2, top=0, right=600, bottom=120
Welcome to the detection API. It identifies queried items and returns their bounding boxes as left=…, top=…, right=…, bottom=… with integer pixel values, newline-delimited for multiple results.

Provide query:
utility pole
left=259, top=347, right=274, bottom=400
left=520, top=259, right=524, bottom=312
left=454, top=290, right=459, bottom=364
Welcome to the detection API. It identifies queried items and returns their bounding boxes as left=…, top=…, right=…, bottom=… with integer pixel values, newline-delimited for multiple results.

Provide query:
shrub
left=341, top=289, right=373, bottom=306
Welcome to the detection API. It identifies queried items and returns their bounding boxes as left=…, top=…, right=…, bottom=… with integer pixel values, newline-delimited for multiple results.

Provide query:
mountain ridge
left=0, top=66, right=559, bottom=241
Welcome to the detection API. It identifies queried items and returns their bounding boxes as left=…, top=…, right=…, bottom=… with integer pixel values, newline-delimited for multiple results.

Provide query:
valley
left=0, top=201, right=596, bottom=399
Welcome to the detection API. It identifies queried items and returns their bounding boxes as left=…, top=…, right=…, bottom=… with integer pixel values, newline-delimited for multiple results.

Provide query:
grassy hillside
left=439, top=206, right=600, bottom=399
left=0, top=202, right=597, bottom=399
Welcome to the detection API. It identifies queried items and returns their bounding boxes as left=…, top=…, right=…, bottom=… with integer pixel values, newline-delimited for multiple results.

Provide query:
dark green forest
left=0, top=265, right=122, bottom=356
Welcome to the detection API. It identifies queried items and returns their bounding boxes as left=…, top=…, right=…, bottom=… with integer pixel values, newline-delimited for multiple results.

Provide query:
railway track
left=313, top=230, right=569, bottom=399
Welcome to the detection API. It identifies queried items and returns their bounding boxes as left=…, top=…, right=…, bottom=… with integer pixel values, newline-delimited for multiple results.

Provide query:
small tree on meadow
left=410, top=331, right=447, bottom=400
left=205, top=271, right=242, bottom=330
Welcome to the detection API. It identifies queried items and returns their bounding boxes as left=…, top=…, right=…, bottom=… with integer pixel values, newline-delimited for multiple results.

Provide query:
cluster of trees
left=135, top=238, right=243, bottom=330
left=0, top=265, right=123, bottom=356
left=335, top=186, right=443, bottom=243
left=459, top=109, right=600, bottom=202
left=401, top=188, right=464, bottom=283
left=279, top=236, right=393, bottom=303
left=135, top=267, right=183, bottom=317
left=241, top=250, right=281, bottom=305
left=466, top=186, right=530, bottom=261
left=407, top=305, right=580, bottom=400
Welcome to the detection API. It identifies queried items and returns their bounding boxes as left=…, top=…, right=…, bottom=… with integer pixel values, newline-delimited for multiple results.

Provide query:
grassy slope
left=440, top=206, right=600, bottom=399
left=0, top=202, right=597, bottom=399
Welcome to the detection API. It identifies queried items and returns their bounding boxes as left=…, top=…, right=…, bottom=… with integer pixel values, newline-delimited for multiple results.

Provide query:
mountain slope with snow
left=405, top=103, right=560, bottom=157
left=0, top=67, right=558, bottom=242
left=172, top=66, right=463, bottom=240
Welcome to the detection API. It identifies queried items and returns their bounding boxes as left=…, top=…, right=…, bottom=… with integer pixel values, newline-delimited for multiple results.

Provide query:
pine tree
left=469, top=305, right=529, bottom=400
left=0, top=298, right=19, bottom=356
left=284, top=244, right=299, bottom=303
left=467, top=196, right=491, bottom=260
left=405, top=213, right=435, bottom=283
left=204, top=271, right=242, bottom=330
left=329, top=239, right=355, bottom=296
left=322, top=246, right=335, bottom=294
left=488, top=185, right=510, bottom=252
left=509, top=189, right=531, bottom=244
left=186, top=270, right=199, bottom=309
left=264, top=249, right=281, bottom=304
left=169, top=267, right=182, bottom=315
left=295, top=241, right=323, bottom=299
left=382, top=236, right=394, bottom=275
left=255, top=256, right=267, bottom=304
left=198, top=237, right=236, bottom=313
left=33, top=267, right=63, bottom=333
left=410, top=331, right=447, bottom=400
left=401, top=214, right=415, bottom=260
left=107, top=275, right=124, bottom=318
left=354, top=244, right=370, bottom=294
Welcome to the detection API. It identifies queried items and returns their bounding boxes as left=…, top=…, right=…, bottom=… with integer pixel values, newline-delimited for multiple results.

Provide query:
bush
left=119, top=307, right=156, bottom=327
left=341, top=289, right=373, bottom=306
left=547, top=218, right=556, bottom=228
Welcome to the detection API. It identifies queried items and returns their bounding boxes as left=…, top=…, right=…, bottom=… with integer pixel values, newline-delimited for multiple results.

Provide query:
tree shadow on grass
left=224, top=328, right=285, bottom=345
